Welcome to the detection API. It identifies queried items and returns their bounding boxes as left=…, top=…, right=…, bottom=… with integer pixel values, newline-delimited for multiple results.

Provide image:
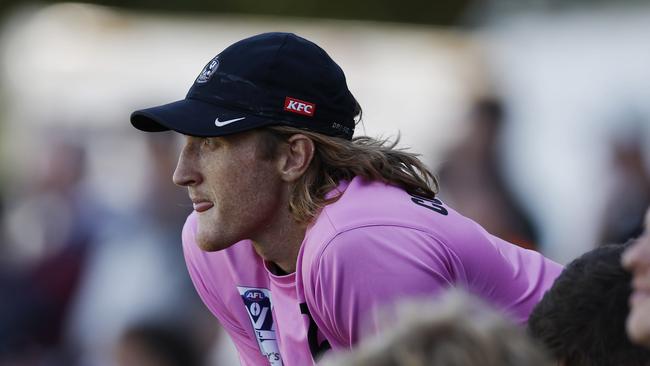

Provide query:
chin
left=627, top=310, right=650, bottom=347
left=195, top=229, right=237, bottom=252
left=195, top=239, right=219, bottom=252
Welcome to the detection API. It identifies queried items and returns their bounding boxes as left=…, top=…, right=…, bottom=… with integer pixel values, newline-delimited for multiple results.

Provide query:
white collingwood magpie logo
left=237, top=286, right=283, bottom=366
left=196, top=56, right=220, bottom=84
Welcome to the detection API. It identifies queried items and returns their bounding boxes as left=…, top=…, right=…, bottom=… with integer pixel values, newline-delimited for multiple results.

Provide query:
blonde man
left=131, top=32, right=562, bottom=365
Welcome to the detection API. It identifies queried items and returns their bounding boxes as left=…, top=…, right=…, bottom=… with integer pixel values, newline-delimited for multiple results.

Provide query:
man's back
left=297, top=177, right=562, bottom=346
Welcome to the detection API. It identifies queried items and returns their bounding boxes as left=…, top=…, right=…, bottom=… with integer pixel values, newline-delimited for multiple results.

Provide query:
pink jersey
left=182, top=177, right=563, bottom=365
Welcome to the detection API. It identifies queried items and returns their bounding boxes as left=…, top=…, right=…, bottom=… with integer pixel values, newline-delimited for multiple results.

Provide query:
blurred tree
left=0, top=0, right=469, bottom=26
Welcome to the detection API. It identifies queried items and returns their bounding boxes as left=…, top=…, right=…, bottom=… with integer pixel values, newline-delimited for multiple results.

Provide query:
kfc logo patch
left=284, top=97, right=315, bottom=117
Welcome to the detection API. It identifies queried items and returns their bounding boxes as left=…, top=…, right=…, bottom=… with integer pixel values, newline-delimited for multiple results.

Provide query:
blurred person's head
left=600, top=138, right=650, bottom=244
left=115, top=323, right=202, bottom=366
left=623, top=207, right=650, bottom=347
left=36, top=138, right=86, bottom=194
left=322, top=290, right=551, bottom=366
left=142, top=132, right=191, bottom=226
left=529, top=243, right=650, bottom=365
left=465, top=98, right=504, bottom=151
left=437, top=97, right=537, bottom=249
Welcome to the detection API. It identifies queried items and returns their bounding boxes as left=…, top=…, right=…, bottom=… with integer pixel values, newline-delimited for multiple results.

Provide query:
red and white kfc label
left=284, top=97, right=316, bottom=117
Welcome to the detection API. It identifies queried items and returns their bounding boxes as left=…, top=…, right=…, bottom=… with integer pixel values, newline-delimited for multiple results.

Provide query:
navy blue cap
left=131, top=32, right=359, bottom=140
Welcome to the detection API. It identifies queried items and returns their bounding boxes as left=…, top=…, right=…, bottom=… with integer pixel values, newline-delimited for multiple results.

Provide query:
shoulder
left=303, top=177, right=481, bottom=262
left=317, top=177, right=465, bottom=234
left=299, top=224, right=459, bottom=290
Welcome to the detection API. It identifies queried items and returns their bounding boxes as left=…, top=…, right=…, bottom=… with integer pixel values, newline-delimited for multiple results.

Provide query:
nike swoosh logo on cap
left=215, top=117, right=246, bottom=127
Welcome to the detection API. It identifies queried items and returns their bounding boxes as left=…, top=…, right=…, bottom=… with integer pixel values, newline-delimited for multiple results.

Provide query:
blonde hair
left=322, top=290, right=552, bottom=366
left=259, top=126, right=439, bottom=224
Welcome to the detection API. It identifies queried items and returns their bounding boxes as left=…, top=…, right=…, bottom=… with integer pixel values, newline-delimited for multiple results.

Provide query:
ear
left=276, top=134, right=315, bottom=182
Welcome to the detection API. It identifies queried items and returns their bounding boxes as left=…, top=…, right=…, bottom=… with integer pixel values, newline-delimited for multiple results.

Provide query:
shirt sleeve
left=181, top=214, right=269, bottom=366
left=302, top=225, right=457, bottom=348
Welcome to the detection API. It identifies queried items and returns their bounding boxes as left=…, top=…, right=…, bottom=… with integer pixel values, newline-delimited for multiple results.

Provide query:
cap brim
left=130, top=98, right=274, bottom=137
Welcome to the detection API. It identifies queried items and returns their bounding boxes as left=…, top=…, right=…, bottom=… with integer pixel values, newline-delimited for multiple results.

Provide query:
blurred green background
left=0, top=0, right=470, bottom=25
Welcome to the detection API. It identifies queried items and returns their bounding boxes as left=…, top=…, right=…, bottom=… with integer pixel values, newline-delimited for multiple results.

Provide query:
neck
left=250, top=209, right=306, bottom=274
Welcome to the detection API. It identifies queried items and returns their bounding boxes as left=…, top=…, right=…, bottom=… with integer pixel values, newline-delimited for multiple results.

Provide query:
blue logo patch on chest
left=237, top=286, right=283, bottom=366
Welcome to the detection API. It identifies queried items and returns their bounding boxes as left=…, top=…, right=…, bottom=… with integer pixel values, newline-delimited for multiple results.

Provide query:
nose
left=172, top=143, right=201, bottom=187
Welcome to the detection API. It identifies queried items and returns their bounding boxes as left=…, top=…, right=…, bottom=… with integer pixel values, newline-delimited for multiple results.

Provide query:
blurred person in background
left=64, top=132, right=218, bottom=366
left=0, top=136, right=107, bottom=364
left=130, top=32, right=562, bottom=365
left=114, top=323, right=203, bottom=366
left=144, top=133, right=197, bottom=226
left=321, top=290, right=552, bottom=366
left=599, top=135, right=650, bottom=245
left=438, top=98, right=538, bottom=249
left=528, top=243, right=650, bottom=365
left=622, top=207, right=650, bottom=348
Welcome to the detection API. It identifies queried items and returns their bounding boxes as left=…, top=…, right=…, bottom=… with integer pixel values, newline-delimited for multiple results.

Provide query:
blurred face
left=622, top=208, right=650, bottom=346
left=172, top=131, right=286, bottom=251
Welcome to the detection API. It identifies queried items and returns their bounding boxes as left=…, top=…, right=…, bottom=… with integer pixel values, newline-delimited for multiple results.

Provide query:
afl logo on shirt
left=196, top=56, right=220, bottom=84
left=244, top=289, right=266, bottom=302
left=237, top=286, right=284, bottom=366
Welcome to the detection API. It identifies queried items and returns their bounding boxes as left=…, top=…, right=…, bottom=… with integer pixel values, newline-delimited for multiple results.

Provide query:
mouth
left=630, top=276, right=650, bottom=308
left=631, top=290, right=650, bottom=308
left=192, top=200, right=214, bottom=213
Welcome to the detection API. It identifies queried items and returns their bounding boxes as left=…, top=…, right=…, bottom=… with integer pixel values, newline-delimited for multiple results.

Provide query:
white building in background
left=479, top=6, right=650, bottom=263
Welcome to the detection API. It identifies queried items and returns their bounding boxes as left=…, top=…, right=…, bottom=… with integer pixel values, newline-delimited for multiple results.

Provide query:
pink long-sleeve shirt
left=183, top=177, right=563, bottom=365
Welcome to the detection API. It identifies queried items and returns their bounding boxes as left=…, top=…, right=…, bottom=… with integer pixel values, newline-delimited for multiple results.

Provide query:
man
left=529, top=243, right=650, bottom=365
left=623, top=207, right=650, bottom=347
left=130, top=32, right=563, bottom=365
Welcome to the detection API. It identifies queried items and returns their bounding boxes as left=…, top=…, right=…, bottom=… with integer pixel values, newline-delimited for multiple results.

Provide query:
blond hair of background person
left=321, top=290, right=551, bottom=366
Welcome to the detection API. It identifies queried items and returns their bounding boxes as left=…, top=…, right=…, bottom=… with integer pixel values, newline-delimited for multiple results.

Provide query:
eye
left=201, top=137, right=216, bottom=149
